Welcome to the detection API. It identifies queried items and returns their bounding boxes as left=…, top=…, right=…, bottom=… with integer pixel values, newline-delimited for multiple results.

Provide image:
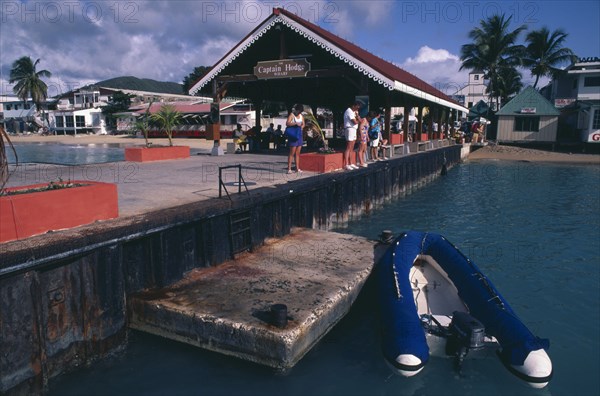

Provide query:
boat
left=377, top=231, right=553, bottom=388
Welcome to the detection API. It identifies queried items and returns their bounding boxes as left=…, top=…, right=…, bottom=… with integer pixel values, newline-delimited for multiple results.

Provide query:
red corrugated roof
left=129, top=102, right=233, bottom=114
left=276, top=8, right=458, bottom=105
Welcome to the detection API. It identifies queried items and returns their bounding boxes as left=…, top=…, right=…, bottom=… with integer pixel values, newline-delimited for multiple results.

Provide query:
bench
left=384, top=144, right=407, bottom=158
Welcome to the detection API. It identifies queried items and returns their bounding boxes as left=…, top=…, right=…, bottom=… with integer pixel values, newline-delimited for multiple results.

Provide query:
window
left=56, top=117, right=64, bottom=128
left=24, top=103, right=31, bottom=110
left=514, top=116, right=540, bottom=132
left=584, top=76, right=600, bottom=87
left=474, top=75, right=479, bottom=80
left=75, top=116, right=85, bottom=127
left=593, top=109, right=600, bottom=129
left=5, top=104, right=11, bottom=110
left=65, top=116, right=74, bottom=128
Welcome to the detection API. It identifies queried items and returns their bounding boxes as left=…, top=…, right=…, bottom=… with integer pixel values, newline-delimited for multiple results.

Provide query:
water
left=7, top=143, right=125, bottom=165
left=48, top=160, right=600, bottom=396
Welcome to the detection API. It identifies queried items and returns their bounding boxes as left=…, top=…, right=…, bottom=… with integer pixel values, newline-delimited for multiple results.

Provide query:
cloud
left=0, top=0, right=261, bottom=95
left=404, top=46, right=459, bottom=64
left=399, top=46, right=469, bottom=96
left=324, top=0, right=394, bottom=40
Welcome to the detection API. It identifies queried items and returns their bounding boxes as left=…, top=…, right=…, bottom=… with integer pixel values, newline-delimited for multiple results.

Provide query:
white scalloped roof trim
left=190, top=15, right=397, bottom=95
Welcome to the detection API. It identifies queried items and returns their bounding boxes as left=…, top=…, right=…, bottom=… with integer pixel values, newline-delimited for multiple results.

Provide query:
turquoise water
left=7, top=143, right=125, bottom=165
left=48, top=160, right=600, bottom=396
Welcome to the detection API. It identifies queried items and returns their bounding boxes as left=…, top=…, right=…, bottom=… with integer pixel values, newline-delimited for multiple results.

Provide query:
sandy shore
left=468, top=144, right=600, bottom=165
left=5, top=134, right=600, bottom=165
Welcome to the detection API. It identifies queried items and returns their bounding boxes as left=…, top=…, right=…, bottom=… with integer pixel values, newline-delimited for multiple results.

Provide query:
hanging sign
left=254, top=59, right=310, bottom=79
left=520, top=107, right=537, bottom=114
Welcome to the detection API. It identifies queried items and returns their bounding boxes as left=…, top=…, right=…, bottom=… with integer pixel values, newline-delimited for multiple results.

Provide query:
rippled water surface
left=7, top=142, right=125, bottom=164
left=49, top=160, right=600, bottom=396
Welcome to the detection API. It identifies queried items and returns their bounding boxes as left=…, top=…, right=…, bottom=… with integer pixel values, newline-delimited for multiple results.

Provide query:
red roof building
left=190, top=8, right=467, bottom=138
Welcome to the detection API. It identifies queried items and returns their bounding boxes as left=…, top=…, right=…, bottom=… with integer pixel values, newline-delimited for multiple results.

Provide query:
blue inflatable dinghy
left=377, top=231, right=552, bottom=388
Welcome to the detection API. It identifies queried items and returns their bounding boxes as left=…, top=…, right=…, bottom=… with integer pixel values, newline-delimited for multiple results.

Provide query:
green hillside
left=96, top=76, right=185, bottom=95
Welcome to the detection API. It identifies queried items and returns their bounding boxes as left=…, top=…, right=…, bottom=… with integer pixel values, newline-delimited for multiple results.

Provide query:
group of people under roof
left=230, top=102, right=391, bottom=174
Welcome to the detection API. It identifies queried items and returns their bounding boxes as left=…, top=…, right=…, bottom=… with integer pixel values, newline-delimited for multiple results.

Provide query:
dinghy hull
left=377, top=231, right=552, bottom=387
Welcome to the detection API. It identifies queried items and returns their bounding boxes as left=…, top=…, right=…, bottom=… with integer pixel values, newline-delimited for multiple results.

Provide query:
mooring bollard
left=379, top=230, right=394, bottom=244
left=271, top=304, right=288, bottom=328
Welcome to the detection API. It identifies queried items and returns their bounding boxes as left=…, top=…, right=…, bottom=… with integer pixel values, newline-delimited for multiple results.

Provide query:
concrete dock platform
left=127, top=228, right=376, bottom=370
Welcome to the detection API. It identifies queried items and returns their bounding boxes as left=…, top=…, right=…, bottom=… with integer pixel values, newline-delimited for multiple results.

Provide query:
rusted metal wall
left=0, top=146, right=460, bottom=394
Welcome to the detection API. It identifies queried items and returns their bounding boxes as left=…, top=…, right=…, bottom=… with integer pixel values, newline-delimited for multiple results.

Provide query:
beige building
left=496, top=87, right=560, bottom=142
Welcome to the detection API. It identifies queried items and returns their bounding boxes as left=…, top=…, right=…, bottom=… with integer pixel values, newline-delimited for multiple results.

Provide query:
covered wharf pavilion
left=189, top=8, right=468, bottom=151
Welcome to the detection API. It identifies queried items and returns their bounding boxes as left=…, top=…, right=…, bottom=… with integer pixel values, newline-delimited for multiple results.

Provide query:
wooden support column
left=449, top=110, right=456, bottom=135
left=384, top=94, right=391, bottom=141
left=209, top=79, right=224, bottom=156
left=254, top=99, right=262, bottom=129
left=416, top=105, right=423, bottom=141
left=252, top=99, right=263, bottom=152
left=427, top=107, right=433, bottom=141
left=437, top=108, right=444, bottom=139
left=403, top=105, right=410, bottom=142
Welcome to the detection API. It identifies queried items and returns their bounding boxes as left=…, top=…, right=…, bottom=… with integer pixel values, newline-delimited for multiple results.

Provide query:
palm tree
left=9, top=56, right=52, bottom=111
left=303, top=107, right=327, bottom=149
left=494, top=67, right=523, bottom=105
left=522, top=27, right=578, bottom=88
left=134, top=100, right=155, bottom=147
left=150, top=104, right=182, bottom=146
left=460, top=14, right=526, bottom=109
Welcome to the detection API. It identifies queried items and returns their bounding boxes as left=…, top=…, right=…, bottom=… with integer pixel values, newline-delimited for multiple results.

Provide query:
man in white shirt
left=343, top=101, right=362, bottom=170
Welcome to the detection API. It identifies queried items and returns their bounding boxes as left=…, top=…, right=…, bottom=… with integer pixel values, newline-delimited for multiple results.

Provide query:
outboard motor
left=446, top=311, right=485, bottom=372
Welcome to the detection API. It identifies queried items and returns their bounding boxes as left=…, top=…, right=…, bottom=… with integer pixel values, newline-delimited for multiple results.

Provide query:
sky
left=1, top=0, right=599, bottom=99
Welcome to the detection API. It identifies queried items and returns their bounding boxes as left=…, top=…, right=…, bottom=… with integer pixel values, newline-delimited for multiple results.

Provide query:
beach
left=468, top=144, right=600, bottom=164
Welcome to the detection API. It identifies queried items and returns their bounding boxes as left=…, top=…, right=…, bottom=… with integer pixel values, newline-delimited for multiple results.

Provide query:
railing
left=218, top=164, right=249, bottom=200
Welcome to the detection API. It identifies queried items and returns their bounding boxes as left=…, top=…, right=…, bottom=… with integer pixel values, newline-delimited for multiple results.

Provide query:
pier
left=1, top=144, right=461, bottom=394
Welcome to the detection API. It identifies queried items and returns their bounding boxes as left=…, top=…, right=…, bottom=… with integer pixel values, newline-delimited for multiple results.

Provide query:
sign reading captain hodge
left=254, top=59, right=310, bottom=79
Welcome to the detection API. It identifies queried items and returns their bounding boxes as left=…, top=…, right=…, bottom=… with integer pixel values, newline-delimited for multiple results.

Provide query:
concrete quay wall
left=0, top=146, right=461, bottom=394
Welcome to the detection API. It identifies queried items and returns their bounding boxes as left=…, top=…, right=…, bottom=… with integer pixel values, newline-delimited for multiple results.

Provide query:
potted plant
left=0, top=57, right=120, bottom=243
left=124, top=104, right=190, bottom=162
left=300, top=109, right=352, bottom=173
left=135, top=99, right=154, bottom=148
left=1, top=127, right=118, bottom=243
left=389, top=132, right=404, bottom=145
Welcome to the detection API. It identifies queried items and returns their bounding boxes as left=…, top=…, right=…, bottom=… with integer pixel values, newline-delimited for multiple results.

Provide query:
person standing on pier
left=285, top=104, right=305, bottom=174
left=343, top=101, right=362, bottom=170
left=357, top=112, right=370, bottom=167
left=368, top=111, right=382, bottom=161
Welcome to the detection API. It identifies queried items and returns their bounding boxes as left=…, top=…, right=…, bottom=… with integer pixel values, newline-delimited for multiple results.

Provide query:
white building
left=452, top=70, right=490, bottom=109
left=1, top=95, right=48, bottom=133
left=52, top=89, right=108, bottom=135
left=542, top=57, right=600, bottom=143
left=50, top=86, right=210, bottom=135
